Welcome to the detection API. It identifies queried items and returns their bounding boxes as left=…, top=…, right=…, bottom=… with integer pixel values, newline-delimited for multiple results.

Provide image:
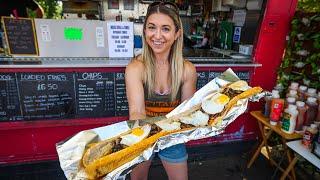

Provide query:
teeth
left=153, top=41, right=163, bottom=45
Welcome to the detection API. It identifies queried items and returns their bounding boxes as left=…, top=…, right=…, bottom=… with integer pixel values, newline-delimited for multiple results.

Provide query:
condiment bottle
left=306, top=88, right=317, bottom=99
left=288, top=82, right=299, bottom=91
left=286, top=90, right=298, bottom=99
left=302, top=124, right=318, bottom=151
left=263, top=94, right=272, bottom=117
left=269, top=90, right=284, bottom=126
left=305, top=97, right=318, bottom=126
left=285, top=97, right=296, bottom=108
left=297, top=85, right=307, bottom=101
left=295, top=101, right=307, bottom=132
left=281, top=104, right=298, bottom=134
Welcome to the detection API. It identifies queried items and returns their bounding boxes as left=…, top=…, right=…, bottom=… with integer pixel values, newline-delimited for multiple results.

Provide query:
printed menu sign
left=2, top=17, right=38, bottom=55
left=107, top=22, right=133, bottom=57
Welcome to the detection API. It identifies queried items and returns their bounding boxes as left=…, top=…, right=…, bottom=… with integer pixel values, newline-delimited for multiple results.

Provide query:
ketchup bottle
left=269, top=90, right=284, bottom=126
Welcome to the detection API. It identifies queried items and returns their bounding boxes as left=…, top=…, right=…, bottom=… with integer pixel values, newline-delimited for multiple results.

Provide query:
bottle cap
left=296, top=101, right=305, bottom=107
left=286, top=97, right=296, bottom=103
left=288, top=104, right=297, bottom=110
left=311, top=124, right=317, bottom=129
left=299, top=85, right=307, bottom=91
left=289, top=82, right=299, bottom=89
left=272, top=90, right=280, bottom=98
left=307, top=97, right=317, bottom=103
left=307, top=88, right=316, bottom=95
left=289, top=90, right=297, bottom=96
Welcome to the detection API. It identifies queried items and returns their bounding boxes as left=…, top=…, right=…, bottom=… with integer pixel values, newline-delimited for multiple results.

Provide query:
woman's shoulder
left=183, top=59, right=196, bottom=72
left=127, top=55, right=144, bottom=70
left=126, top=56, right=145, bottom=80
left=182, top=59, right=197, bottom=81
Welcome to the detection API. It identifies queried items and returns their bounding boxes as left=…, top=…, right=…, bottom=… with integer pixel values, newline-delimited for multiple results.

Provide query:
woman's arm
left=181, top=60, right=197, bottom=101
left=125, top=59, right=146, bottom=120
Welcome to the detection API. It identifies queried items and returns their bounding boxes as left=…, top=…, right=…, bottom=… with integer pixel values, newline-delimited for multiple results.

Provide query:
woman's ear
left=175, top=29, right=182, bottom=41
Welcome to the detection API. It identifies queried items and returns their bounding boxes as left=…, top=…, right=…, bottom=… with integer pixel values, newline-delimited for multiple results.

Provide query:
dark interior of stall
left=0, top=0, right=266, bottom=58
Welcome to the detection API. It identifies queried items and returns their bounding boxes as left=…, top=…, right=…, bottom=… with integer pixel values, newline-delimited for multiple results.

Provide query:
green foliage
left=37, top=0, right=62, bottom=19
left=277, top=9, right=320, bottom=90
left=298, top=0, right=320, bottom=12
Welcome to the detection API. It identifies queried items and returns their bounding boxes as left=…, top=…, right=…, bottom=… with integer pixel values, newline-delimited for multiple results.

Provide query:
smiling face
left=144, top=13, right=180, bottom=57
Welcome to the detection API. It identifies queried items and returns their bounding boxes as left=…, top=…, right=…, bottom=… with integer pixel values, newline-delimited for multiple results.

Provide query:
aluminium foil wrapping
left=56, top=68, right=264, bottom=180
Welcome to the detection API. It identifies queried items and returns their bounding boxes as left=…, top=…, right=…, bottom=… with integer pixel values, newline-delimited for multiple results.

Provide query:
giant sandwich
left=82, top=80, right=262, bottom=179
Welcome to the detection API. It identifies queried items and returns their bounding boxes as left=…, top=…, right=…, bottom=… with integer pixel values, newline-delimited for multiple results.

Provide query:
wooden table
left=247, top=111, right=302, bottom=180
left=281, top=140, right=320, bottom=180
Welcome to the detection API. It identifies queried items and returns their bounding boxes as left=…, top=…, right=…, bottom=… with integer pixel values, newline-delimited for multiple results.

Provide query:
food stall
left=0, top=0, right=298, bottom=164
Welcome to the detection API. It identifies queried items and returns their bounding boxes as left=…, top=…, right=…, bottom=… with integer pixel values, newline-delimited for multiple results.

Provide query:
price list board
left=196, top=71, right=250, bottom=90
left=17, top=73, right=75, bottom=120
left=0, top=73, right=22, bottom=121
left=115, top=72, right=129, bottom=116
left=75, top=72, right=116, bottom=118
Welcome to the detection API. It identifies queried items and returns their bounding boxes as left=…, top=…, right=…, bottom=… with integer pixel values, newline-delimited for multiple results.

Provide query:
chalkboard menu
left=0, top=73, right=22, bottom=121
left=115, top=72, right=129, bottom=116
left=0, top=70, right=249, bottom=121
left=17, top=73, right=75, bottom=120
left=76, top=72, right=117, bottom=118
left=2, top=17, right=38, bottom=55
left=196, top=71, right=250, bottom=90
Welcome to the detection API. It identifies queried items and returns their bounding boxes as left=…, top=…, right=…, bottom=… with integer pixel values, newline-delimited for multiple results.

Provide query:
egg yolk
left=132, top=128, right=144, bottom=136
left=215, top=94, right=230, bottom=104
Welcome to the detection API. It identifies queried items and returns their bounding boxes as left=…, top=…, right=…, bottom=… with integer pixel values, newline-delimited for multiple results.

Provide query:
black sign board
left=115, top=72, right=128, bottom=116
left=0, top=73, right=22, bottom=121
left=2, top=17, right=39, bottom=56
left=76, top=72, right=117, bottom=118
left=17, top=73, right=75, bottom=120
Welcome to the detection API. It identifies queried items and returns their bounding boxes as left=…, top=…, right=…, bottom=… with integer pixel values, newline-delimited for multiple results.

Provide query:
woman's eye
left=147, top=26, right=156, bottom=31
left=162, top=27, right=170, bottom=32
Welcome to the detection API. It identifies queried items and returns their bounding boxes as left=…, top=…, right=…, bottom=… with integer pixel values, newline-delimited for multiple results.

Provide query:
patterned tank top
left=144, top=86, right=181, bottom=117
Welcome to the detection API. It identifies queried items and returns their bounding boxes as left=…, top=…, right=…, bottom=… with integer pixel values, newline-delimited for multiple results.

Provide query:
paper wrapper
left=56, top=68, right=264, bottom=180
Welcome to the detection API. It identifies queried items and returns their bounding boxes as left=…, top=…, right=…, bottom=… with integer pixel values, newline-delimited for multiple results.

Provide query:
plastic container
left=305, top=97, right=318, bottom=126
left=285, top=97, right=296, bottom=108
left=286, top=90, right=298, bottom=100
left=269, top=90, right=284, bottom=125
left=297, top=85, right=307, bottom=101
left=295, top=101, right=307, bottom=132
left=305, top=88, right=317, bottom=99
left=302, top=124, right=318, bottom=151
left=288, top=82, right=299, bottom=91
left=263, top=94, right=272, bottom=117
left=281, top=104, right=298, bottom=134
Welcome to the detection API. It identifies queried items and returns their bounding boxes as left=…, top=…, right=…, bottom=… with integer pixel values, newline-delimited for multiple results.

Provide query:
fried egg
left=120, top=124, right=151, bottom=146
left=180, top=110, right=209, bottom=126
left=155, top=119, right=181, bottom=132
left=201, top=93, right=230, bottom=114
left=228, top=80, right=249, bottom=91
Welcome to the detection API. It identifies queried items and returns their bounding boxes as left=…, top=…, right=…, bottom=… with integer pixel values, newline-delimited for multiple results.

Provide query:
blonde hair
left=141, top=4, right=184, bottom=101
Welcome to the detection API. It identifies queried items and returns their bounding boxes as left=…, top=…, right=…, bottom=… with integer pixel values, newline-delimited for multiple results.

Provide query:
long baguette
left=209, top=86, right=263, bottom=126
left=82, top=130, right=131, bottom=167
left=83, top=85, right=262, bottom=178
left=84, top=130, right=172, bottom=179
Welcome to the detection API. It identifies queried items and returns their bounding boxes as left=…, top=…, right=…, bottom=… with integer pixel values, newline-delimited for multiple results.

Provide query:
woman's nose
left=154, top=28, right=162, bottom=39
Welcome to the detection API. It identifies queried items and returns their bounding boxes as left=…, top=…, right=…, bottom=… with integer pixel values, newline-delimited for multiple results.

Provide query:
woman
left=125, top=2, right=197, bottom=180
